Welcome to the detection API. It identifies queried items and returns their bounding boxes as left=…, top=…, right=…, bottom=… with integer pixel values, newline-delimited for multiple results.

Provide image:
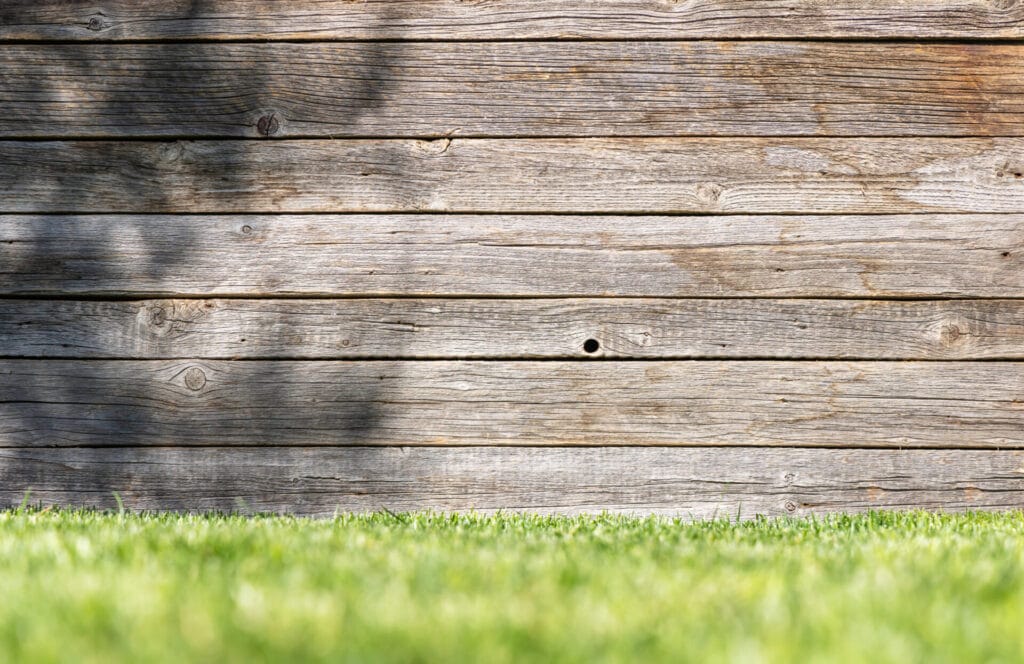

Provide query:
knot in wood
left=784, top=501, right=798, bottom=513
left=158, top=142, right=186, bottom=164
left=257, top=114, right=280, bottom=137
left=695, top=182, right=723, bottom=206
left=87, top=15, right=108, bottom=31
left=940, top=322, right=965, bottom=347
left=414, top=138, right=451, bottom=155
left=148, top=305, right=167, bottom=327
left=183, top=367, right=207, bottom=391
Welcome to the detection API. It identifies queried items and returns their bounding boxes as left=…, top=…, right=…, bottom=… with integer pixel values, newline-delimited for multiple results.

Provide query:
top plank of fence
left=2, top=0, right=1023, bottom=41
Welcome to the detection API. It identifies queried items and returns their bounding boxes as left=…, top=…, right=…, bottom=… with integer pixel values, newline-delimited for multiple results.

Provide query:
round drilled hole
left=583, top=338, right=600, bottom=354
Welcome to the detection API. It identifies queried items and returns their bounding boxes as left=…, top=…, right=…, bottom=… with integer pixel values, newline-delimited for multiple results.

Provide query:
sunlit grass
left=1, top=509, right=1022, bottom=663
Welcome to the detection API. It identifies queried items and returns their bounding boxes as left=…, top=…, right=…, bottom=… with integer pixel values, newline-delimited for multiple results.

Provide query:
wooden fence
left=2, top=1, right=1024, bottom=517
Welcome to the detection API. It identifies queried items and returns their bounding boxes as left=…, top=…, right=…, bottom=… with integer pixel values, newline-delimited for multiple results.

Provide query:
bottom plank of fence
left=2, top=447, right=1022, bottom=519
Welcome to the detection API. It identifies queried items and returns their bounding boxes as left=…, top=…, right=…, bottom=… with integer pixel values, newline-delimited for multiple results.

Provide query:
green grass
left=1, top=509, right=1023, bottom=663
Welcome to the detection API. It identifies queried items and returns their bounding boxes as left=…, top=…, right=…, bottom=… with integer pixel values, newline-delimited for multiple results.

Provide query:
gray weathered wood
left=5, top=42, right=1024, bottom=138
left=5, top=298, right=1024, bottom=360
left=2, top=1, right=1022, bottom=40
left=2, top=446, right=1023, bottom=518
left=3, top=360, right=1024, bottom=448
left=4, top=214, right=1023, bottom=296
left=3, top=139, right=1024, bottom=213
left=4, top=1, right=1023, bottom=519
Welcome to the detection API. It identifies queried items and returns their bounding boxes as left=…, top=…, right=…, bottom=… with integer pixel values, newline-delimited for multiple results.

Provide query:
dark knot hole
left=583, top=339, right=600, bottom=354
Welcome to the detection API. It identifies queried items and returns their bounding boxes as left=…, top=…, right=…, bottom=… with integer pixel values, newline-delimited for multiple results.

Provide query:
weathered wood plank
left=4, top=214, right=1022, bottom=296
left=2, top=446, right=1022, bottom=518
left=3, top=139, right=1023, bottom=213
left=4, top=42, right=1024, bottom=138
left=2, top=1, right=1022, bottom=40
left=3, top=360, right=1024, bottom=448
left=5, top=298, right=1024, bottom=360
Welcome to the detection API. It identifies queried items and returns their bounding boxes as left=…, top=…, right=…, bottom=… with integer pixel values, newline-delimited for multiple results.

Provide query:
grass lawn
left=1, top=509, right=1023, bottom=663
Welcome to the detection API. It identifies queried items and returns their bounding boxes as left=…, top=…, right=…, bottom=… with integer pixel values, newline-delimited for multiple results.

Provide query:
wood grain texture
left=1, top=1, right=1022, bottom=40
left=5, top=42, right=1024, bottom=138
left=3, top=139, right=1024, bottom=213
left=3, top=360, right=1024, bottom=448
left=5, top=1, right=1023, bottom=518
left=4, top=214, right=1023, bottom=297
left=5, top=298, right=1024, bottom=360
left=3, top=446, right=1023, bottom=518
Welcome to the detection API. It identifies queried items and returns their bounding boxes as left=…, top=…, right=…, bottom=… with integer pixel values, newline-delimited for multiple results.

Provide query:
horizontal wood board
left=3, top=447, right=1023, bottom=518
left=2, top=1, right=1022, bottom=40
left=5, top=298, right=1024, bottom=360
left=4, top=42, right=1024, bottom=138
left=3, top=360, right=1024, bottom=448
left=3, top=214, right=1022, bottom=297
left=3, top=139, right=1024, bottom=213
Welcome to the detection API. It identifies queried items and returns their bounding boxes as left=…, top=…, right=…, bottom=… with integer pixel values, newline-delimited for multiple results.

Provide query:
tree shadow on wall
left=0, top=2, right=429, bottom=513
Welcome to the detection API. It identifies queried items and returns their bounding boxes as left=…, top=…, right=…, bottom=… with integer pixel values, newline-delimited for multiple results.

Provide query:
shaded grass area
left=1, top=509, right=1023, bottom=663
